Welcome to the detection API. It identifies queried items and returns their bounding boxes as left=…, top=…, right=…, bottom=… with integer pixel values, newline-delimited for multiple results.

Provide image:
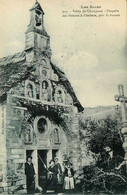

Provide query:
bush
left=82, top=165, right=126, bottom=194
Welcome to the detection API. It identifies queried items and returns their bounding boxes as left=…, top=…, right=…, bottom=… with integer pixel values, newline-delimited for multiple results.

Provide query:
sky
left=0, top=0, right=126, bottom=107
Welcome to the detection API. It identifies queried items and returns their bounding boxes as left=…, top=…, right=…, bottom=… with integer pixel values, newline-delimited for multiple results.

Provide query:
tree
left=79, top=114, right=127, bottom=194
left=80, top=115, right=125, bottom=164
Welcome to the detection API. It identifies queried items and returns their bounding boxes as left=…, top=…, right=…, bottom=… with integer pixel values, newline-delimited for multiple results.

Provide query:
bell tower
left=25, top=1, right=52, bottom=62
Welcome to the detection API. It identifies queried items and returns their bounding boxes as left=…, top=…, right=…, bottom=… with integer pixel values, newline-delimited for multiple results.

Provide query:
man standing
left=25, top=156, right=35, bottom=194
left=54, top=157, right=62, bottom=192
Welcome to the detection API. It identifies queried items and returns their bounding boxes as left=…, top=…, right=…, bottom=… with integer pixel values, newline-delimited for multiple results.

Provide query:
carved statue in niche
left=41, top=81, right=49, bottom=101
left=54, top=128, right=60, bottom=143
left=57, top=90, right=63, bottom=103
left=25, top=125, right=33, bottom=143
left=26, top=84, right=33, bottom=98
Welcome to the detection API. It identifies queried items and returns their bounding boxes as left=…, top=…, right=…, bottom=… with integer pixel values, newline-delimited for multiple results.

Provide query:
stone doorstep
left=12, top=189, right=26, bottom=194
left=13, top=189, right=44, bottom=194
left=46, top=190, right=55, bottom=193
left=14, top=189, right=63, bottom=194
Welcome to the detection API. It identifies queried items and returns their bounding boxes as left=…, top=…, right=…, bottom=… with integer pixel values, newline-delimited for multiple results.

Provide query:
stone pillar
left=115, top=84, right=127, bottom=169
left=70, top=113, right=82, bottom=171
left=0, top=104, right=7, bottom=193
left=121, top=102, right=127, bottom=165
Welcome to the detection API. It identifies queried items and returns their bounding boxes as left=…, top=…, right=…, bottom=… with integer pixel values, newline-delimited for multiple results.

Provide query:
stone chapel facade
left=0, top=1, right=84, bottom=193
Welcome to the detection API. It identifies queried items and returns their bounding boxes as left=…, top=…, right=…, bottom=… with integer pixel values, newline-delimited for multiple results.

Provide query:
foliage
left=78, top=113, right=127, bottom=194
left=83, top=165, right=126, bottom=194
left=80, top=115, right=125, bottom=160
left=18, top=98, right=75, bottom=137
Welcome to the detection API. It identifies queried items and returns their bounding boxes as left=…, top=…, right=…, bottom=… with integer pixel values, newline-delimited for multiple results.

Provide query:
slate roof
left=0, top=52, right=84, bottom=112
left=0, top=52, right=26, bottom=94
left=30, top=1, right=44, bottom=14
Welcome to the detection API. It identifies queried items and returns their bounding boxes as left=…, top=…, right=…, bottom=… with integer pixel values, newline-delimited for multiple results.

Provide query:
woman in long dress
left=63, top=162, right=75, bottom=193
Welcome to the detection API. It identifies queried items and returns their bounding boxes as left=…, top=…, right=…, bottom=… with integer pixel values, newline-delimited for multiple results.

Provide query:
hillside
left=83, top=105, right=118, bottom=120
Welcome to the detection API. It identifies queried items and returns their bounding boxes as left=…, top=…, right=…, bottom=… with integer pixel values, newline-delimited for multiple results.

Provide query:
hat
left=49, top=159, right=54, bottom=164
left=54, top=157, right=58, bottom=160
left=27, top=155, right=32, bottom=160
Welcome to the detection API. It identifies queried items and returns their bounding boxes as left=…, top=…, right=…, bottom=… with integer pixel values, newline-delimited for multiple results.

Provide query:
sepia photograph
left=0, top=0, right=127, bottom=194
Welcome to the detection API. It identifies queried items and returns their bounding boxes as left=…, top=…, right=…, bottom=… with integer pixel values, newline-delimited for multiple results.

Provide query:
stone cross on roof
left=115, top=84, right=127, bottom=102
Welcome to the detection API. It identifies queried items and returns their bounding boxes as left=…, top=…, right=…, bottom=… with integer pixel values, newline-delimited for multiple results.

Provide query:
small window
left=41, top=59, right=47, bottom=66
left=37, top=118, right=47, bottom=134
left=35, top=10, right=42, bottom=26
left=47, top=39, right=50, bottom=48
left=42, top=70, right=47, bottom=77
left=42, top=81, right=48, bottom=89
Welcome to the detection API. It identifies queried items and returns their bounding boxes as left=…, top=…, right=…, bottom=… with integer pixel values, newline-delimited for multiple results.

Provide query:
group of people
left=25, top=156, right=75, bottom=194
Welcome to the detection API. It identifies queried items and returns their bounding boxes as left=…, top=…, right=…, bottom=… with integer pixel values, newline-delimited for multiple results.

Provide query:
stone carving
left=41, top=81, right=49, bottom=101
left=40, top=80, right=52, bottom=101
left=25, top=125, right=33, bottom=144
left=27, top=84, right=33, bottom=98
left=25, top=80, right=36, bottom=99
left=57, top=90, right=63, bottom=103
left=54, top=128, right=60, bottom=143
left=55, top=87, right=65, bottom=104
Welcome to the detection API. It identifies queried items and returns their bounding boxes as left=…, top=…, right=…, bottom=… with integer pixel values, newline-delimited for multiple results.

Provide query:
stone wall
left=1, top=92, right=83, bottom=193
left=5, top=95, right=26, bottom=194
left=0, top=104, right=7, bottom=193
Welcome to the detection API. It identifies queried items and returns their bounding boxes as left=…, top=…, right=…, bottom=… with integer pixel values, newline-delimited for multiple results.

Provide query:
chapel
left=0, top=1, right=84, bottom=193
